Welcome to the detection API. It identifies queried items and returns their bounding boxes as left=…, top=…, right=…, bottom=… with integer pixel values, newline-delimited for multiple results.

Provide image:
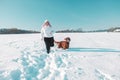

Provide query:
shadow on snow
left=66, top=48, right=120, bottom=52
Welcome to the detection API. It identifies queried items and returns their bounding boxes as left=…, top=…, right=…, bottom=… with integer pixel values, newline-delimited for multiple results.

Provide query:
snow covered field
left=0, top=32, right=120, bottom=80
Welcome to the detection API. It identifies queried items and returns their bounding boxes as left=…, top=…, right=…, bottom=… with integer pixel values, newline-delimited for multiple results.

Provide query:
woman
left=41, top=20, right=54, bottom=54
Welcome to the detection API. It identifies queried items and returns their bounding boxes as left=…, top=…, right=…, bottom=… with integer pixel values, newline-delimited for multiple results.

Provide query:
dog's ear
left=67, top=37, right=71, bottom=41
left=64, top=37, right=71, bottom=42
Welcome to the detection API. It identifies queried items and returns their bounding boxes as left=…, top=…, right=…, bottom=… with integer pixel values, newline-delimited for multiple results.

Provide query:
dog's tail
left=54, top=41, right=59, bottom=44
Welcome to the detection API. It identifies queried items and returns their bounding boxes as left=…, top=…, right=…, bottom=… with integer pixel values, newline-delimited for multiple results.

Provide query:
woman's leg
left=44, top=38, right=50, bottom=53
left=50, top=37, right=54, bottom=47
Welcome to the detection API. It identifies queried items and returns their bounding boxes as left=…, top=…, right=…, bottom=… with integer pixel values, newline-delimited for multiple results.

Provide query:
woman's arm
left=41, top=28, right=44, bottom=40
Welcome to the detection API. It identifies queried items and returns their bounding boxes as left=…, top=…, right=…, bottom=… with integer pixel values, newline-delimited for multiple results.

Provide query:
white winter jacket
left=41, top=26, right=54, bottom=39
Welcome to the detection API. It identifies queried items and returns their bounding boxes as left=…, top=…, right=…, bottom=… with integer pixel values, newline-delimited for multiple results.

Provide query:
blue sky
left=0, top=0, right=120, bottom=31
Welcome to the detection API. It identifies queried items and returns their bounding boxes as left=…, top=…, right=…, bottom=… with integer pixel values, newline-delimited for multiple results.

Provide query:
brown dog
left=54, top=37, right=71, bottom=50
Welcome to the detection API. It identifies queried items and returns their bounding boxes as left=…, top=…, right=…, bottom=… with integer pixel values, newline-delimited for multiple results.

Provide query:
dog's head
left=64, top=37, right=71, bottom=42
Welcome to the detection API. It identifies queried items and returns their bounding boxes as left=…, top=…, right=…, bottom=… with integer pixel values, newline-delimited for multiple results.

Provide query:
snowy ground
left=0, top=32, right=120, bottom=80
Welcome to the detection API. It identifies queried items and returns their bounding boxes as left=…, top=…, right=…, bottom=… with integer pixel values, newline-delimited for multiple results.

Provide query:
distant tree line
left=0, top=27, right=120, bottom=34
left=56, top=27, right=120, bottom=33
left=56, top=28, right=83, bottom=33
left=107, top=27, right=120, bottom=32
left=0, top=28, right=40, bottom=34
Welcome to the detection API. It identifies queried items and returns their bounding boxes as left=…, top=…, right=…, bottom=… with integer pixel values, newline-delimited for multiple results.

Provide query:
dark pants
left=44, top=37, right=54, bottom=53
